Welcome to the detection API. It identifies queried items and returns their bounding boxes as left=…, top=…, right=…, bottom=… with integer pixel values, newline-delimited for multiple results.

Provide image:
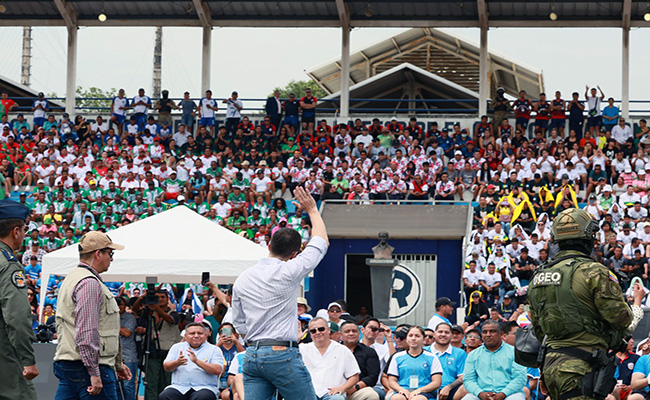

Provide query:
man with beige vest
left=53, top=231, right=132, bottom=400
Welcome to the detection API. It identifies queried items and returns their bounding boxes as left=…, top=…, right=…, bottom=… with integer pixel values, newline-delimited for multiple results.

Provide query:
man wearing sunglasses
left=232, top=186, right=329, bottom=400
left=300, top=317, right=360, bottom=400
left=53, top=231, right=131, bottom=400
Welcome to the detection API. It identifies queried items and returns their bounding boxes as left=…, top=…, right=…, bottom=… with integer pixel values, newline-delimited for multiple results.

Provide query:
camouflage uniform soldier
left=528, top=209, right=634, bottom=400
left=0, top=199, right=39, bottom=400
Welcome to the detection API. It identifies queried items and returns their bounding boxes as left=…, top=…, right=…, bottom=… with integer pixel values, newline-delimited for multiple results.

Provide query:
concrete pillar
left=340, top=26, right=351, bottom=119
left=622, top=27, right=630, bottom=120
left=65, top=26, right=77, bottom=115
left=478, top=22, right=488, bottom=117
left=201, top=25, right=212, bottom=93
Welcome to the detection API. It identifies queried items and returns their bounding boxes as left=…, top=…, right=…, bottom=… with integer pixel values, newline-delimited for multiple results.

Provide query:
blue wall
left=306, top=238, right=464, bottom=313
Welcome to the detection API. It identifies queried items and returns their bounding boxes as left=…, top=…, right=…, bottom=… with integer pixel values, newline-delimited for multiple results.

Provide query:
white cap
left=640, top=170, right=647, bottom=176
left=177, top=195, right=186, bottom=201
left=37, top=179, right=45, bottom=184
left=327, top=302, right=342, bottom=310
left=644, top=222, right=650, bottom=227
left=390, top=117, right=397, bottom=121
left=603, top=184, right=612, bottom=192
left=454, top=150, right=463, bottom=156
left=625, top=166, right=632, bottom=173
left=645, top=163, right=650, bottom=170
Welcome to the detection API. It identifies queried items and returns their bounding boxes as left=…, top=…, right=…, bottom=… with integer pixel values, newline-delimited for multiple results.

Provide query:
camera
left=179, top=308, right=195, bottom=323
left=35, top=324, right=55, bottom=343
left=144, top=277, right=159, bottom=305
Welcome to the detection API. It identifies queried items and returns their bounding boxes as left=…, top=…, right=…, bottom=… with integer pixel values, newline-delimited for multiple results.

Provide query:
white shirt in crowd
left=300, top=340, right=360, bottom=398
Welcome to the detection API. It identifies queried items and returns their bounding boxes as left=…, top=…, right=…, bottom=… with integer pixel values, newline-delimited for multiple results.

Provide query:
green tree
left=75, top=86, right=118, bottom=112
left=270, top=80, right=326, bottom=99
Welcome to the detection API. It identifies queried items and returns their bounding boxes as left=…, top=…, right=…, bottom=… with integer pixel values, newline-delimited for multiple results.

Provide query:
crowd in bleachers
left=7, top=84, right=650, bottom=399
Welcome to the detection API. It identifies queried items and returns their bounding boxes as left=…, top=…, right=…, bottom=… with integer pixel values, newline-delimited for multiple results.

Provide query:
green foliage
left=75, top=86, right=118, bottom=112
left=270, top=80, right=326, bottom=99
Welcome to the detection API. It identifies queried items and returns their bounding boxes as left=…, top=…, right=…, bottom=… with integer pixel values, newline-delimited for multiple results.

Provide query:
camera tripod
left=135, top=308, right=165, bottom=397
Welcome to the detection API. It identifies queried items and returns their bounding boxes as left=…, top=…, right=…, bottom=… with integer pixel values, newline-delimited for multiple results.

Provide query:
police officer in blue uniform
left=0, top=199, right=39, bottom=400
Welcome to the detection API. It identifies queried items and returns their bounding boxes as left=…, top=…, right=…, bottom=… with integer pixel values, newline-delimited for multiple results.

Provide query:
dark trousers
left=144, top=357, right=171, bottom=400
left=158, top=388, right=216, bottom=400
left=225, top=118, right=240, bottom=136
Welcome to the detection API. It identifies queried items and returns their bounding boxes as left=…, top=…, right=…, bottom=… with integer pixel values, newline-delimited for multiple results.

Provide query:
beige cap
left=297, top=297, right=311, bottom=312
left=78, top=231, right=125, bottom=254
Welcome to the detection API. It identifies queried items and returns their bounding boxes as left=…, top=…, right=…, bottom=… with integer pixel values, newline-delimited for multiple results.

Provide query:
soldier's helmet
left=551, top=208, right=600, bottom=243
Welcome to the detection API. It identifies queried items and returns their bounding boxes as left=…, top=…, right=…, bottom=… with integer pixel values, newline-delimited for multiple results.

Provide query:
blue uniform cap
left=0, top=199, right=30, bottom=221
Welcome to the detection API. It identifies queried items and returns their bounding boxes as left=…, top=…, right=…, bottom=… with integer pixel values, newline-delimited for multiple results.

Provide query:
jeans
left=54, top=360, right=118, bottom=400
left=319, top=394, right=345, bottom=400
left=118, top=361, right=138, bottom=400
left=242, top=346, right=316, bottom=400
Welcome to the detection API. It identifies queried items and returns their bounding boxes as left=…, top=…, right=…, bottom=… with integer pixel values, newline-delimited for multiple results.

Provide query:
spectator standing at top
left=198, top=90, right=218, bottom=138
left=0, top=200, right=39, bottom=400
left=283, top=93, right=301, bottom=135
left=31, top=92, right=49, bottom=130
left=265, top=90, right=284, bottom=130
left=549, top=90, right=566, bottom=137
left=155, top=90, right=178, bottom=126
left=300, top=88, right=318, bottom=133
left=602, top=97, right=620, bottom=134
left=585, top=85, right=605, bottom=136
left=131, top=88, right=152, bottom=129
left=178, top=92, right=197, bottom=133
left=491, top=87, right=509, bottom=128
left=1, top=92, right=18, bottom=117
left=512, top=90, right=533, bottom=134
left=232, top=187, right=329, bottom=399
left=223, top=91, right=243, bottom=136
left=110, top=89, right=129, bottom=137
left=462, top=321, right=527, bottom=400
left=567, top=91, right=585, bottom=138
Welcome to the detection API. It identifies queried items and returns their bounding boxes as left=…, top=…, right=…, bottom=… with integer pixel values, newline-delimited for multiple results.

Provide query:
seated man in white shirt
left=161, top=323, right=224, bottom=400
left=300, top=317, right=360, bottom=400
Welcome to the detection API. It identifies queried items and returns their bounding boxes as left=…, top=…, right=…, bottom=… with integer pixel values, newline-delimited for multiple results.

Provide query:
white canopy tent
left=39, top=206, right=269, bottom=317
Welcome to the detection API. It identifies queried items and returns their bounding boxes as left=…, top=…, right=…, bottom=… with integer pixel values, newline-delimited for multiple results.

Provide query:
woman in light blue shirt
left=387, top=326, right=443, bottom=400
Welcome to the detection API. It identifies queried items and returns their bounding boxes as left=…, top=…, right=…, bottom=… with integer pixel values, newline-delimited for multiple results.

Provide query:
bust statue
left=372, top=231, right=395, bottom=259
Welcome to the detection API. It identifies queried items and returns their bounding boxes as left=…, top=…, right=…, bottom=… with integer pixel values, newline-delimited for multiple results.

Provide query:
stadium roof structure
left=318, top=63, right=480, bottom=113
left=1, top=0, right=641, bottom=118
left=0, top=74, right=65, bottom=111
left=1, top=1, right=648, bottom=28
left=308, top=27, right=544, bottom=104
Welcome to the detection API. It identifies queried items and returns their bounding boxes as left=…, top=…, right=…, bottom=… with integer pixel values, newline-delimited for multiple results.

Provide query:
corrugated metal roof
left=0, top=1, right=647, bottom=27
left=319, top=63, right=479, bottom=112
left=308, top=27, right=544, bottom=99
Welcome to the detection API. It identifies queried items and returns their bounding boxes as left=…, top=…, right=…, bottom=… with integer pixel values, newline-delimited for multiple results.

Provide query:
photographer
left=134, top=289, right=181, bottom=400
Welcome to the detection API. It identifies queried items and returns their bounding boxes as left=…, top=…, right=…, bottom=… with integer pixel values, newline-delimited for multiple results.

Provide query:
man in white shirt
left=300, top=317, right=360, bottom=400
left=197, top=90, right=218, bottom=137
left=131, top=88, right=151, bottom=128
left=232, top=187, right=329, bottom=400
left=611, top=117, right=633, bottom=145
left=172, top=124, right=192, bottom=148
left=223, top=91, right=243, bottom=136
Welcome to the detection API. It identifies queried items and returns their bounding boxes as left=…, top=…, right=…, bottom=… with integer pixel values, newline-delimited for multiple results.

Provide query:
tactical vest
left=528, top=255, right=609, bottom=344
left=54, top=266, right=120, bottom=367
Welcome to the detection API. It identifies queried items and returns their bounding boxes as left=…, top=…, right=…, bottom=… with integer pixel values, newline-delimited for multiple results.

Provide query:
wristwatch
left=354, top=384, right=361, bottom=391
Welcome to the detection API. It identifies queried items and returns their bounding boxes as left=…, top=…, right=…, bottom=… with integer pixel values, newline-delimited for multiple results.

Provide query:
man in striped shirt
left=232, top=186, right=329, bottom=400
left=53, top=231, right=131, bottom=399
